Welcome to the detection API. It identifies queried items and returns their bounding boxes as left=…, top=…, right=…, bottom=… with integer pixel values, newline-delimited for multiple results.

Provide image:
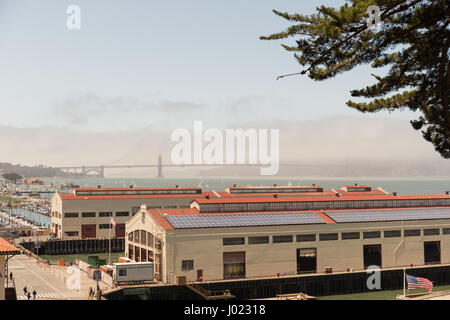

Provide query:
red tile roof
left=192, top=194, right=450, bottom=205
left=59, top=191, right=216, bottom=200
left=75, top=187, right=201, bottom=192
left=0, top=238, right=20, bottom=255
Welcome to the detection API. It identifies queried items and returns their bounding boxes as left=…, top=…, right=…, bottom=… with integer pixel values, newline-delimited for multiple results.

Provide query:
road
left=8, top=254, right=111, bottom=300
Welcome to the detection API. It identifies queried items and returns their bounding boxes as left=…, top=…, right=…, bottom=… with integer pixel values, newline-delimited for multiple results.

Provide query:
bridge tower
left=157, top=154, right=163, bottom=178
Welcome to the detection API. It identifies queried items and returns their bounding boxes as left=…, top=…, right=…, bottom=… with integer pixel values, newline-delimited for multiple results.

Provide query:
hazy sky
left=0, top=0, right=446, bottom=171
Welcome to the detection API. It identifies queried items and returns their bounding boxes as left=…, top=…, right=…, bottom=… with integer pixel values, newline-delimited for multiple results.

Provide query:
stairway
left=185, top=281, right=235, bottom=300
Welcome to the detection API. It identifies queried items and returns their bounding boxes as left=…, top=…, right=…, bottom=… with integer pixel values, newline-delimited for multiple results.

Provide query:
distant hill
left=0, top=162, right=78, bottom=178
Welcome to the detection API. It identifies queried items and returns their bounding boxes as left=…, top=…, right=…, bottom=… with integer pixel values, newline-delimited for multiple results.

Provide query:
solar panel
left=165, top=212, right=326, bottom=229
left=324, top=207, right=450, bottom=223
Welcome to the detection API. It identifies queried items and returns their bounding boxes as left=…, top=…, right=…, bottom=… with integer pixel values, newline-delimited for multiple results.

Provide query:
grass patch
left=318, top=284, right=450, bottom=300
left=38, top=252, right=124, bottom=264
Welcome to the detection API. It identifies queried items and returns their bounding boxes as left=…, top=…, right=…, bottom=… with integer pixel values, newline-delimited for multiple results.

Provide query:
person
left=32, top=290, right=37, bottom=300
left=23, top=286, right=27, bottom=295
left=26, top=291, right=31, bottom=300
left=88, top=287, right=93, bottom=299
left=9, top=272, right=12, bottom=281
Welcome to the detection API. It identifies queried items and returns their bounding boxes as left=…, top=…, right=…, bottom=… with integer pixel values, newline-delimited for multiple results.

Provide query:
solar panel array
left=165, top=212, right=326, bottom=229
left=324, top=207, right=450, bottom=223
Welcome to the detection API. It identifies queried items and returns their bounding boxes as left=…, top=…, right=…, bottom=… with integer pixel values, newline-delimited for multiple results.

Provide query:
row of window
left=223, top=228, right=450, bottom=245
left=130, top=205, right=190, bottom=215
left=76, top=189, right=202, bottom=196
left=200, top=198, right=450, bottom=213
left=127, top=229, right=162, bottom=250
left=64, top=211, right=130, bottom=218
left=229, top=187, right=324, bottom=194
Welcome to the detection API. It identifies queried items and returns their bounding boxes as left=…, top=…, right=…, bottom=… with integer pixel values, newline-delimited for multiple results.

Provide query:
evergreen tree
left=260, top=0, right=449, bottom=158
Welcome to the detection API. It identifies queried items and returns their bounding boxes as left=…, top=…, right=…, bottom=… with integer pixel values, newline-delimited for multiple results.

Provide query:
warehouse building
left=51, top=186, right=216, bottom=239
left=125, top=186, right=450, bottom=283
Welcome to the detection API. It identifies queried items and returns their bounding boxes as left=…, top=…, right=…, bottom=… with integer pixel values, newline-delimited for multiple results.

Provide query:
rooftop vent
left=393, top=192, right=397, bottom=196
left=205, top=195, right=210, bottom=199
left=273, top=194, right=278, bottom=198
left=175, top=184, right=179, bottom=188
left=130, top=185, right=134, bottom=189
left=273, top=184, right=277, bottom=187
left=97, top=185, right=101, bottom=189
left=354, top=183, right=358, bottom=186
left=446, top=191, right=449, bottom=195
left=312, top=183, right=315, bottom=186
left=336, top=193, right=341, bottom=197
left=233, top=184, right=237, bottom=187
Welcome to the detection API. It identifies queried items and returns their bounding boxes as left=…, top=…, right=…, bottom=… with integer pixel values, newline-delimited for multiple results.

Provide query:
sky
left=0, top=0, right=447, bottom=173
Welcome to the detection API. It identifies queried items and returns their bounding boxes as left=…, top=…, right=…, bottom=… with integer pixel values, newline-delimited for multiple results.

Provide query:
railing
left=185, top=280, right=234, bottom=300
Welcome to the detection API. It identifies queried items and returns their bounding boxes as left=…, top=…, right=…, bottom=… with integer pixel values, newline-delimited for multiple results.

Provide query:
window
left=99, top=224, right=112, bottom=229
left=82, top=212, right=96, bottom=218
left=116, top=211, right=129, bottom=217
left=134, top=230, right=140, bottom=243
left=363, top=244, right=382, bottom=269
left=443, top=228, right=450, bottom=235
left=297, top=248, right=317, bottom=274
left=363, top=231, right=381, bottom=239
left=141, top=230, right=147, bottom=245
left=99, top=212, right=112, bottom=217
left=64, top=212, right=78, bottom=218
left=405, top=229, right=421, bottom=237
left=223, top=237, right=245, bottom=246
left=248, top=236, right=269, bottom=244
left=342, top=232, right=360, bottom=240
left=147, top=232, right=154, bottom=247
left=64, top=231, right=79, bottom=236
left=296, top=234, right=316, bottom=242
left=181, top=260, right=194, bottom=271
left=424, top=241, right=440, bottom=265
left=273, top=235, right=293, bottom=243
left=424, top=229, right=440, bottom=236
left=119, top=269, right=126, bottom=276
left=384, top=230, right=401, bottom=238
left=319, top=233, right=338, bottom=241
left=132, top=207, right=140, bottom=216
left=128, top=232, right=133, bottom=242
left=223, top=252, right=245, bottom=279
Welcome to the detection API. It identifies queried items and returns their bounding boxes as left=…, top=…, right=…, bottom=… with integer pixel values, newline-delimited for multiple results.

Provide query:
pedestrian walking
left=9, top=272, right=12, bottom=281
left=26, top=291, right=31, bottom=300
left=23, top=286, right=27, bottom=295
left=32, top=290, right=37, bottom=300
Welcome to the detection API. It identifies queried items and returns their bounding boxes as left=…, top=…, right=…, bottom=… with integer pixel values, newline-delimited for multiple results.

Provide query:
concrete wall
left=127, top=210, right=450, bottom=283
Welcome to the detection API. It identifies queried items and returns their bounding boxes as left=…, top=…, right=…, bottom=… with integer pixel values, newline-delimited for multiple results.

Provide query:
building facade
left=51, top=186, right=213, bottom=239
left=125, top=186, right=450, bottom=284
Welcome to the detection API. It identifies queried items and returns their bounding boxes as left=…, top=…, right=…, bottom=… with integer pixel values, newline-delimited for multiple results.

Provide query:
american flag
left=110, top=217, right=116, bottom=226
left=406, top=274, right=434, bottom=293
